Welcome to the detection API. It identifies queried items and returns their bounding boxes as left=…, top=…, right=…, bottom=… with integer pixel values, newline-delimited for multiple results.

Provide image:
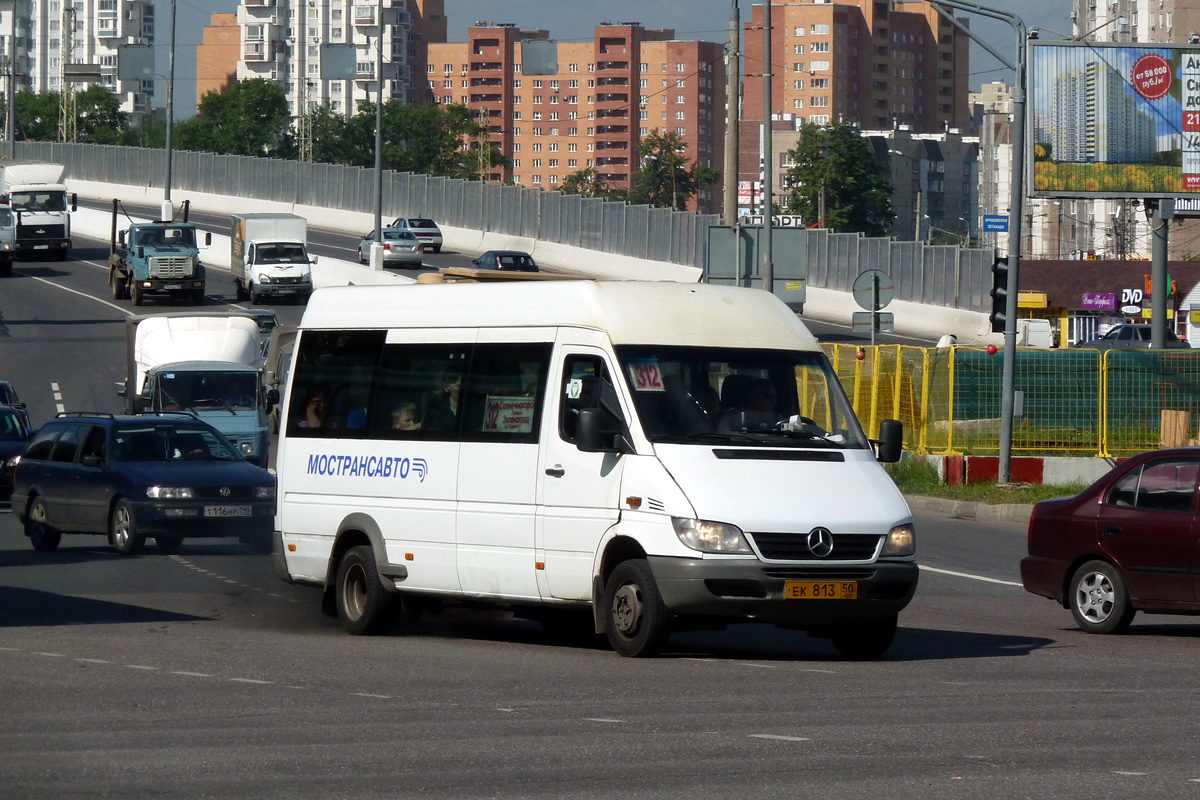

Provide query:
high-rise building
left=426, top=21, right=725, bottom=211
left=197, top=13, right=239, bottom=106
left=742, top=0, right=969, bottom=133
left=234, top=0, right=447, bottom=118
left=4, top=0, right=155, bottom=117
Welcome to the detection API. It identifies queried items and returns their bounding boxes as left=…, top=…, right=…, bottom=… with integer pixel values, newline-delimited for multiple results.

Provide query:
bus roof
left=298, top=280, right=819, bottom=351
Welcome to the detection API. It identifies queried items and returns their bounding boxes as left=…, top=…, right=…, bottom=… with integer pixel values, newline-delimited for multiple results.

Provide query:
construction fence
left=825, top=344, right=1200, bottom=458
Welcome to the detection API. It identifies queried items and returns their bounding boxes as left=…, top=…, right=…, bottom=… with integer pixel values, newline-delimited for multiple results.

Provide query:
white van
left=272, top=280, right=917, bottom=658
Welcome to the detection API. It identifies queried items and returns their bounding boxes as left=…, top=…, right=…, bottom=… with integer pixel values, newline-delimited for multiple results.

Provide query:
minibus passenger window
left=367, top=344, right=470, bottom=442
left=460, top=343, right=552, bottom=444
left=287, top=329, right=386, bottom=438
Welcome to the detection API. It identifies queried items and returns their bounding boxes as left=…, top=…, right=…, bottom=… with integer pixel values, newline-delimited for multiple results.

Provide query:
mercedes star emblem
left=806, top=527, right=834, bottom=557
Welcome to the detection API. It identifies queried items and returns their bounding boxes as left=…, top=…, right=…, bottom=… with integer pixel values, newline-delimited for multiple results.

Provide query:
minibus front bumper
left=647, top=556, right=919, bottom=626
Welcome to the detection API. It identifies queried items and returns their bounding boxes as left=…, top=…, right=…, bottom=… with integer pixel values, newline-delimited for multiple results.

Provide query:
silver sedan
left=358, top=229, right=424, bottom=266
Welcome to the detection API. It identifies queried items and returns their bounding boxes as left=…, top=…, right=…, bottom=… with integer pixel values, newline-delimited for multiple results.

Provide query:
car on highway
left=358, top=228, right=424, bottom=266
left=471, top=250, right=538, bottom=272
left=0, top=404, right=32, bottom=500
left=1021, top=447, right=1200, bottom=634
left=0, top=380, right=25, bottom=409
left=10, top=412, right=276, bottom=555
left=1076, top=323, right=1190, bottom=350
left=388, top=217, right=443, bottom=253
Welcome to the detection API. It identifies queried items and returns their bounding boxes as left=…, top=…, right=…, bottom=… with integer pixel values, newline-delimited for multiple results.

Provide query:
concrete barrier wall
left=68, top=178, right=994, bottom=340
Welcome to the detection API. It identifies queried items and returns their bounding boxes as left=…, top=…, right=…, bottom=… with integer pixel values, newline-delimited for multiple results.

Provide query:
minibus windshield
left=615, top=345, right=870, bottom=449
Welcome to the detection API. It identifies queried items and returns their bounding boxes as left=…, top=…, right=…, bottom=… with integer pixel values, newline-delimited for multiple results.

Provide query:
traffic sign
left=852, top=269, right=894, bottom=311
left=983, top=215, right=1009, bottom=232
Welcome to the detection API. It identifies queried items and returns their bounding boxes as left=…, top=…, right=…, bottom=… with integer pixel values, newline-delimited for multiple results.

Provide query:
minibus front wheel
left=604, top=559, right=671, bottom=657
left=336, top=545, right=393, bottom=635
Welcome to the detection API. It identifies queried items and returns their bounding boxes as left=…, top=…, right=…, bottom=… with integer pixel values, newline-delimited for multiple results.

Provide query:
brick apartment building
left=427, top=22, right=725, bottom=211
left=197, top=13, right=240, bottom=105
left=742, top=0, right=969, bottom=133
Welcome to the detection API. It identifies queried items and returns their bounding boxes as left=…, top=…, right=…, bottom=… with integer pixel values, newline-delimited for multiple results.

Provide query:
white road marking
left=229, top=678, right=272, bottom=685
left=750, top=734, right=812, bottom=742
left=739, top=663, right=777, bottom=669
left=920, top=565, right=1023, bottom=587
left=0, top=646, right=21, bottom=652
left=51, top=383, right=59, bottom=391
left=56, top=404, right=65, bottom=413
left=76, top=658, right=109, bottom=664
left=14, top=269, right=132, bottom=315
left=171, top=671, right=213, bottom=678
left=53, top=392, right=61, bottom=400
left=583, top=718, right=624, bottom=724
left=126, top=665, right=159, bottom=671
left=1113, top=771, right=1148, bottom=776
left=32, top=652, right=65, bottom=657
left=351, top=692, right=392, bottom=699
left=797, top=668, right=839, bottom=674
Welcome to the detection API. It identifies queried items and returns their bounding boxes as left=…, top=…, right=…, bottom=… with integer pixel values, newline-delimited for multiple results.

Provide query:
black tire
left=1069, top=560, right=1136, bottom=634
left=335, top=545, right=393, bottom=635
left=0, top=259, right=12, bottom=278
left=603, top=559, right=671, bottom=657
left=358, top=249, right=367, bottom=264
left=235, top=280, right=249, bottom=301
left=131, top=282, right=144, bottom=307
left=191, top=289, right=204, bottom=306
left=25, top=498, right=61, bottom=552
left=830, top=614, right=898, bottom=660
left=109, top=499, right=145, bottom=555
left=250, top=285, right=263, bottom=305
left=155, top=535, right=184, bottom=553
left=111, top=273, right=126, bottom=299
left=432, top=245, right=442, bottom=254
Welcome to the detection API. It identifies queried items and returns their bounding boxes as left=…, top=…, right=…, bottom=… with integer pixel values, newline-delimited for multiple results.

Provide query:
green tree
left=75, top=84, right=129, bottom=145
left=121, top=115, right=167, bottom=148
left=783, top=122, right=893, bottom=235
left=560, top=167, right=610, bottom=197
left=342, top=101, right=506, bottom=178
left=179, top=78, right=291, bottom=157
left=13, top=89, right=60, bottom=142
left=628, top=129, right=719, bottom=210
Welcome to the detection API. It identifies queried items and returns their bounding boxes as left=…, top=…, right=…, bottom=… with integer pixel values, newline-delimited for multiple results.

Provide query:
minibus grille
left=748, top=532, right=882, bottom=561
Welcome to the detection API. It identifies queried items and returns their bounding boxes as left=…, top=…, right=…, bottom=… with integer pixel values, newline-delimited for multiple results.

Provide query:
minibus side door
left=537, top=336, right=628, bottom=600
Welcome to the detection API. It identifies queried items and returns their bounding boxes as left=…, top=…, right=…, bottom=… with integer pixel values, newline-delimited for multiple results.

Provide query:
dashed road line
left=351, top=692, right=392, bottom=699
left=1114, top=771, right=1148, bottom=776
left=582, top=718, right=624, bottom=724
left=738, top=662, right=777, bottom=669
left=32, top=652, right=65, bottom=657
left=229, top=678, right=273, bottom=685
left=750, top=734, right=812, bottom=742
left=76, top=658, right=109, bottom=664
left=171, top=671, right=213, bottom=678
left=126, top=665, right=159, bottom=671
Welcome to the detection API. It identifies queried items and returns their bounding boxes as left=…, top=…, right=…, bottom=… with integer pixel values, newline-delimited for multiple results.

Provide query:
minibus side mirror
left=266, top=389, right=280, bottom=411
left=875, top=419, right=903, bottom=463
left=577, top=407, right=626, bottom=453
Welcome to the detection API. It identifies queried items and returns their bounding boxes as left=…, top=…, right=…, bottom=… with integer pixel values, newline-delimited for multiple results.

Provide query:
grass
left=884, top=458, right=1090, bottom=505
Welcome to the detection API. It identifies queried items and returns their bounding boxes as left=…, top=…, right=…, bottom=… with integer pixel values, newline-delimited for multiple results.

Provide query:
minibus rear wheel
left=336, top=545, right=392, bottom=635
left=604, top=559, right=670, bottom=657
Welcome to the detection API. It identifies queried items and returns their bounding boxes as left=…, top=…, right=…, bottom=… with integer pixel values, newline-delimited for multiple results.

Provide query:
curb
left=905, top=494, right=1034, bottom=523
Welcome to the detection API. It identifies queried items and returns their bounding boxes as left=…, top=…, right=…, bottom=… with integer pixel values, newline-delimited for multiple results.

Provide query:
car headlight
left=257, top=274, right=272, bottom=283
left=6, top=454, right=20, bottom=468
left=240, top=442, right=254, bottom=455
left=881, top=523, right=915, bottom=557
left=671, top=517, right=752, bottom=554
left=255, top=485, right=276, bottom=499
left=147, top=486, right=193, bottom=499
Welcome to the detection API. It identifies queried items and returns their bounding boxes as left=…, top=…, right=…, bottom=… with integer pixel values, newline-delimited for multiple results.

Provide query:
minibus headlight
left=147, top=486, right=193, bottom=499
left=881, top=524, right=915, bottom=557
left=671, top=517, right=752, bottom=554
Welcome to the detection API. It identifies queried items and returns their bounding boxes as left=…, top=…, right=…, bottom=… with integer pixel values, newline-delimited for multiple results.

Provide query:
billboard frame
left=1028, top=39, right=1200, bottom=199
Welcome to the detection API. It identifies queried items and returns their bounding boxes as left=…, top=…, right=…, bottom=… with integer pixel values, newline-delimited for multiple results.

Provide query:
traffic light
left=989, top=257, right=1009, bottom=334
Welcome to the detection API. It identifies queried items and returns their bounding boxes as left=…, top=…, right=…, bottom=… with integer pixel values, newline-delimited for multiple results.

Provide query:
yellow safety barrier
left=821, top=344, right=1200, bottom=457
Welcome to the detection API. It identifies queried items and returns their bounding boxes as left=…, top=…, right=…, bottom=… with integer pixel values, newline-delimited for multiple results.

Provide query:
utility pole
left=722, top=0, right=739, bottom=223
left=914, top=184, right=921, bottom=242
left=761, top=0, right=774, bottom=295
left=372, top=0, right=385, bottom=244
left=163, top=0, right=177, bottom=218
left=3, top=35, right=14, bottom=158
left=58, top=6, right=77, bottom=143
left=297, top=0, right=313, bottom=164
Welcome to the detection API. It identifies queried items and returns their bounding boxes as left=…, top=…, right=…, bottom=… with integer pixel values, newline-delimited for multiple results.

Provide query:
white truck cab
left=273, top=280, right=916, bottom=658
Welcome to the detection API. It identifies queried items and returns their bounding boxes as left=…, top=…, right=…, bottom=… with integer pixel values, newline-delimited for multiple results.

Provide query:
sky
left=163, top=0, right=1075, bottom=117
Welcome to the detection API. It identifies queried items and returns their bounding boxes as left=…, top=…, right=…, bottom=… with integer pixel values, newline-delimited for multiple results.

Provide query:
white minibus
left=272, top=280, right=917, bottom=658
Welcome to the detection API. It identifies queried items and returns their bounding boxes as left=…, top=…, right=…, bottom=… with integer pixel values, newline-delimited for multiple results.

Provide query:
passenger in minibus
left=422, top=373, right=462, bottom=433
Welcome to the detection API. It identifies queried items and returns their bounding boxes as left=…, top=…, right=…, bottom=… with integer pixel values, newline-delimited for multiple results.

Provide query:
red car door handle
left=1103, top=526, right=1122, bottom=536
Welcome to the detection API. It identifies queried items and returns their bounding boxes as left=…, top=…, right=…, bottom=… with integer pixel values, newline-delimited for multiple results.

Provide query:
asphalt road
left=11, top=246, right=1200, bottom=798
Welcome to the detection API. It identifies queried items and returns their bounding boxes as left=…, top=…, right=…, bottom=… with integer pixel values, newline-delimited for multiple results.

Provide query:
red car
left=1021, top=448, right=1200, bottom=634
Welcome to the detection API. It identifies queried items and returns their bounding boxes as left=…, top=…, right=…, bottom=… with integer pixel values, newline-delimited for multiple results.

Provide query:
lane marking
left=126, top=665, right=159, bottom=671
left=739, top=663, right=777, bottom=669
left=750, top=734, right=812, bottom=742
left=14, top=269, right=132, bottom=315
left=76, top=658, right=110, bottom=664
left=56, top=404, right=65, bottom=413
left=171, top=671, right=213, bottom=678
left=582, top=718, right=624, bottom=724
left=53, top=392, right=62, bottom=400
left=351, top=692, right=392, bottom=699
left=920, top=565, right=1023, bottom=587
left=1114, top=771, right=1148, bottom=776
left=32, top=652, right=65, bottom=657
left=0, top=646, right=21, bottom=652
left=798, top=668, right=839, bottom=674
left=51, top=383, right=59, bottom=391
left=229, top=678, right=272, bottom=685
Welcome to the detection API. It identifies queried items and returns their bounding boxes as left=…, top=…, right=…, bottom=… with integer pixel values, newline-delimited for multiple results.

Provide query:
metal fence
left=825, top=344, right=1200, bottom=458
left=14, top=141, right=719, bottom=271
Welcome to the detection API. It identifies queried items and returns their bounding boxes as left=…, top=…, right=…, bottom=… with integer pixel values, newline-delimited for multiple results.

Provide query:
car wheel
left=336, top=545, right=393, bottom=635
left=1070, top=560, right=1136, bottom=634
left=109, top=500, right=145, bottom=555
left=829, top=614, right=898, bottom=660
left=250, top=285, right=263, bottom=305
left=111, top=274, right=126, bottom=299
left=155, top=535, right=184, bottom=553
left=235, top=280, right=249, bottom=301
left=25, top=498, right=61, bottom=552
left=131, top=282, right=144, bottom=306
left=603, top=559, right=671, bottom=657
left=358, top=249, right=367, bottom=264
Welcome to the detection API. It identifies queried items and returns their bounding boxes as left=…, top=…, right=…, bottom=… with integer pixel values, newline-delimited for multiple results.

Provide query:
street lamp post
left=162, top=0, right=177, bottom=221
left=373, top=0, right=384, bottom=246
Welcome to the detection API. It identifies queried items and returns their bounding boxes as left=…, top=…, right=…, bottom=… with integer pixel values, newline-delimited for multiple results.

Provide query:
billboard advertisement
left=1030, top=42, right=1200, bottom=198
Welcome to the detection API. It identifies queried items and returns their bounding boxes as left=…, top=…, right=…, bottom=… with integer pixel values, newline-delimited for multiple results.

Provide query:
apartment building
left=742, top=0, right=969, bottom=133
left=1, top=0, right=154, bottom=116
left=234, top=0, right=447, bottom=117
left=427, top=21, right=725, bottom=211
left=969, top=81, right=1013, bottom=115
left=197, top=13, right=239, bottom=105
